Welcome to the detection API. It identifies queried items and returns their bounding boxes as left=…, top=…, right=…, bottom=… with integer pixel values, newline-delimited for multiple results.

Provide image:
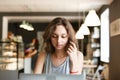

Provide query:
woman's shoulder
left=38, top=51, right=47, bottom=58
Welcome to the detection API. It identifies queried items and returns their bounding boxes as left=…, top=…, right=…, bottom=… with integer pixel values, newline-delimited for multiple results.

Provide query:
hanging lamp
left=85, top=9, right=100, bottom=26
left=20, top=21, right=34, bottom=31
left=75, top=30, right=84, bottom=39
left=75, top=11, right=84, bottom=39
left=75, top=12, right=90, bottom=39
left=79, top=23, right=90, bottom=35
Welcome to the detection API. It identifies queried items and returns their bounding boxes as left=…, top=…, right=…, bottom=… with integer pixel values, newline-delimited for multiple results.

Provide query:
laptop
left=19, top=73, right=85, bottom=80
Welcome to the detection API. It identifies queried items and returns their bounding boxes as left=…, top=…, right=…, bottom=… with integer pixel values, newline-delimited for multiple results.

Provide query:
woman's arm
left=70, top=51, right=83, bottom=74
left=25, top=49, right=37, bottom=58
left=66, top=41, right=84, bottom=74
left=33, top=51, right=46, bottom=74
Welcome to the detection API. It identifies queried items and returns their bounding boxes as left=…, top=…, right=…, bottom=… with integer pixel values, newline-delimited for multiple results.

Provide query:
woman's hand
left=66, top=41, right=78, bottom=62
left=66, top=41, right=79, bottom=73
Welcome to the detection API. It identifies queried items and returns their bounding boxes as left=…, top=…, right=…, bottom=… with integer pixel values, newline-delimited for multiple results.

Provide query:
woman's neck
left=53, top=50, right=67, bottom=59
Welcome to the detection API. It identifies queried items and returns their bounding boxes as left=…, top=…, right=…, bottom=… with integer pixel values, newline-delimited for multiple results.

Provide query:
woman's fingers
left=68, top=45, right=74, bottom=51
left=69, top=41, right=77, bottom=49
left=67, top=47, right=73, bottom=54
left=66, top=41, right=77, bottom=55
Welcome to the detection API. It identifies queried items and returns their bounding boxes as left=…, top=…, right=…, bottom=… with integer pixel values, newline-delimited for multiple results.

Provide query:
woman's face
left=51, top=25, right=69, bottom=50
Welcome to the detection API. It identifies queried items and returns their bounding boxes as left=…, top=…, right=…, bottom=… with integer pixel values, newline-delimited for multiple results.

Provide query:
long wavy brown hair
left=42, top=17, right=79, bottom=53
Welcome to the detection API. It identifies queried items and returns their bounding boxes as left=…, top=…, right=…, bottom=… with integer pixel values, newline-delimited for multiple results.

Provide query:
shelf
left=0, top=41, right=24, bottom=71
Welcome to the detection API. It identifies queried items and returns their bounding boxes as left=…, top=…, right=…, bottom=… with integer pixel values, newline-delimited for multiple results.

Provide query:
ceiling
left=0, top=0, right=113, bottom=22
left=0, top=0, right=113, bottom=12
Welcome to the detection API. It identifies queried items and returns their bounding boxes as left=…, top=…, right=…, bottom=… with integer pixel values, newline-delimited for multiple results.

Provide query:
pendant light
left=78, top=23, right=90, bottom=35
left=20, top=21, right=34, bottom=31
left=75, top=30, right=84, bottom=39
left=79, top=12, right=90, bottom=35
left=85, top=9, right=100, bottom=26
left=75, top=11, right=84, bottom=39
left=75, top=12, right=90, bottom=39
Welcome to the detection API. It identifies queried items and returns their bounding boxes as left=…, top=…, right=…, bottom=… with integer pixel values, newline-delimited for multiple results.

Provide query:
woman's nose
left=57, top=36, right=62, bottom=43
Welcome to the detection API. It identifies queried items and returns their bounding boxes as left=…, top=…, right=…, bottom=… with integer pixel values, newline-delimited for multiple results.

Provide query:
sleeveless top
left=43, top=53, right=70, bottom=74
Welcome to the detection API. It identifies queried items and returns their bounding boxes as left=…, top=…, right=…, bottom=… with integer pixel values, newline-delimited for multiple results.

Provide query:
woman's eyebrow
left=51, top=33, right=57, bottom=35
left=52, top=32, right=68, bottom=35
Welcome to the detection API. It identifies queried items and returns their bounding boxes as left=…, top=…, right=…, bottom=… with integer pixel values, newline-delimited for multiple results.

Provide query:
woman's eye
left=62, top=35, right=68, bottom=38
left=51, top=34, right=58, bottom=38
left=51, top=34, right=68, bottom=38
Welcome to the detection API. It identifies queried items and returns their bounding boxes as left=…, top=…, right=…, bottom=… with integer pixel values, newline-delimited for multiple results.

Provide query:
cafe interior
left=0, top=0, right=120, bottom=80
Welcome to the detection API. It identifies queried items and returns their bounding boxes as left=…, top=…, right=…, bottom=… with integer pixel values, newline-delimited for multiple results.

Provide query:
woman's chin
left=56, top=47, right=64, bottom=50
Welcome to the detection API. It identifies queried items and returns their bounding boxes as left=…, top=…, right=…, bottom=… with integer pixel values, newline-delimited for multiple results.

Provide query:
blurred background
left=0, top=0, right=120, bottom=80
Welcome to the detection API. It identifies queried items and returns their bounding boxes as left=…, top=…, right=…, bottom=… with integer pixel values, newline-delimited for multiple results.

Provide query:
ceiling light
left=75, top=29, right=84, bottom=39
left=79, top=23, right=90, bottom=35
left=75, top=11, right=90, bottom=39
left=85, top=10, right=100, bottom=26
left=20, top=21, right=34, bottom=31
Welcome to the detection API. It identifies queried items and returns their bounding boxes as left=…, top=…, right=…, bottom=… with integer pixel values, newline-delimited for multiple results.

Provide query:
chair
left=92, top=65, right=106, bottom=80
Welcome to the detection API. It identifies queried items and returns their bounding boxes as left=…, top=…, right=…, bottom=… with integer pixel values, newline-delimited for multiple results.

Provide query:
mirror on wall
left=100, top=8, right=110, bottom=63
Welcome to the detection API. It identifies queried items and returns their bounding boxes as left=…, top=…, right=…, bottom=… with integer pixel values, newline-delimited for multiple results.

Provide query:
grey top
left=43, top=53, right=70, bottom=74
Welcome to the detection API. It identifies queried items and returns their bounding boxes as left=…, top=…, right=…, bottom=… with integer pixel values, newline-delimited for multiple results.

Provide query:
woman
left=34, top=17, right=83, bottom=75
left=25, top=38, right=39, bottom=71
